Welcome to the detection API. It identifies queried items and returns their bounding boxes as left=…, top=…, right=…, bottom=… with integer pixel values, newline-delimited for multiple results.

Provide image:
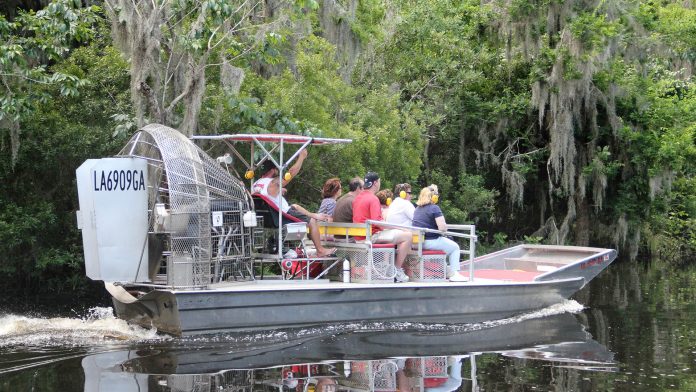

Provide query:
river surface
left=1, top=260, right=696, bottom=391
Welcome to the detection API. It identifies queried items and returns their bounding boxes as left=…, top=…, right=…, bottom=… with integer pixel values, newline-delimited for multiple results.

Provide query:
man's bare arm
left=291, top=203, right=330, bottom=221
left=283, top=149, right=308, bottom=186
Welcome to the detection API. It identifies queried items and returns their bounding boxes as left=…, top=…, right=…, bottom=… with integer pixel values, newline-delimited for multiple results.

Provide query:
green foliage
left=650, top=4, right=696, bottom=59
left=204, top=35, right=423, bottom=205
left=522, top=235, right=543, bottom=244
left=582, top=146, right=622, bottom=177
left=428, top=170, right=498, bottom=225
left=0, top=27, right=130, bottom=295
left=350, top=0, right=386, bottom=43
left=4, top=0, right=696, bottom=302
left=569, top=12, right=619, bottom=51
left=0, top=0, right=99, bottom=124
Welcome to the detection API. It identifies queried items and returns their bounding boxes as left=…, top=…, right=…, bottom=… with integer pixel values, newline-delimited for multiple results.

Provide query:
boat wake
left=0, top=300, right=589, bottom=375
left=329, top=298, right=585, bottom=334
left=0, top=300, right=583, bottom=348
left=179, top=299, right=585, bottom=345
left=0, top=307, right=164, bottom=348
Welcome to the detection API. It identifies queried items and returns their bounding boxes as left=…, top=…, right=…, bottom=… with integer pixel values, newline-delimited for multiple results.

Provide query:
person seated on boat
left=309, top=377, right=337, bottom=392
left=423, top=356, right=464, bottom=392
left=252, top=153, right=336, bottom=257
left=412, top=185, right=466, bottom=282
left=376, top=189, right=393, bottom=219
left=353, top=172, right=412, bottom=283
left=318, top=177, right=342, bottom=218
left=386, top=183, right=415, bottom=227
left=333, top=177, right=363, bottom=223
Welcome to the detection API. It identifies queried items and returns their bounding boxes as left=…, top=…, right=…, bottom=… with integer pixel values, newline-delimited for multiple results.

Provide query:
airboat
left=75, top=124, right=617, bottom=336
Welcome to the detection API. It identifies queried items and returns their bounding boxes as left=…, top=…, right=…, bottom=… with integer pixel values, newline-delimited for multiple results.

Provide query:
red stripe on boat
left=252, top=193, right=303, bottom=223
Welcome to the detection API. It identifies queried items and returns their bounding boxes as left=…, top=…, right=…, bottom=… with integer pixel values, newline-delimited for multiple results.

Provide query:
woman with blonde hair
left=412, top=185, right=466, bottom=282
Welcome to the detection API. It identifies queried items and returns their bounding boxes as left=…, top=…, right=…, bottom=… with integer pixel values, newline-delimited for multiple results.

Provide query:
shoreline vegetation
left=0, top=0, right=694, bottom=297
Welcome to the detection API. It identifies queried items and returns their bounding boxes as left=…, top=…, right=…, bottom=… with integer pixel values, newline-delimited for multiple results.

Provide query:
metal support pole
left=469, top=225, right=476, bottom=282
left=470, top=354, right=479, bottom=391
left=277, top=140, right=284, bottom=264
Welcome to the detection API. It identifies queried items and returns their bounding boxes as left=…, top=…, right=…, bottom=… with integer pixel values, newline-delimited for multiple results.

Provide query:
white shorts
left=372, top=229, right=402, bottom=244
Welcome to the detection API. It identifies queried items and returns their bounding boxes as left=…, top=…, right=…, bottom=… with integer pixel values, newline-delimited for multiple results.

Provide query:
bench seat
left=404, top=249, right=447, bottom=282
left=318, top=223, right=422, bottom=243
left=415, top=250, right=446, bottom=256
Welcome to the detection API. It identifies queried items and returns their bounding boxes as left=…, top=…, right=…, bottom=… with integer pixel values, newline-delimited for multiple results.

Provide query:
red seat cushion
left=252, top=193, right=302, bottom=223
left=424, top=378, right=449, bottom=388
left=371, top=243, right=396, bottom=249
left=421, top=250, right=446, bottom=255
left=409, top=249, right=447, bottom=255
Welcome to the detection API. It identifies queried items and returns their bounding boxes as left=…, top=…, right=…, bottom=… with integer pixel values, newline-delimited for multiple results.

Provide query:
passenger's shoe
left=395, top=268, right=410, bottom=283
left=449, top=271, right=468, bottom=282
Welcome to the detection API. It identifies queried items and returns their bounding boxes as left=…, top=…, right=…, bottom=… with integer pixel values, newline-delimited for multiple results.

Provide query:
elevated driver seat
left=251, top=193, right=302, bottom=228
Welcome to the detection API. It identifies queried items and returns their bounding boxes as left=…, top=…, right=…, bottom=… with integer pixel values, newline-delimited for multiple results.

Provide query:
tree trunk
left=574, top=193, right=590, bottom=246
left=458, top=128, right=466, bottom=174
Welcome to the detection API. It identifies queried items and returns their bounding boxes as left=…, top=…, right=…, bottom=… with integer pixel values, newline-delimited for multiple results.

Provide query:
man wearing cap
left=252, top=149, right=335, bottom=257
left=352, top=172, right=412, bottom=283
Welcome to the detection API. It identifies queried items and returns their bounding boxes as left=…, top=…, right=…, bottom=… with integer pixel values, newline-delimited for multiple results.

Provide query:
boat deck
left=199, top=271, right=551, bottom=293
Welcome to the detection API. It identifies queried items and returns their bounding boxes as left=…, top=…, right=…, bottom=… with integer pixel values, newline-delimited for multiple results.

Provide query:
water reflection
left=81, top=311, right=614, bottom=391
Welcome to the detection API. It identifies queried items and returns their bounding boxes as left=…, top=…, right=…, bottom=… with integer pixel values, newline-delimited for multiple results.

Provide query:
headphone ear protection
left=397, top=184, right=410, bottom=199
left=429, top=186, right=439, bottom=204
left=386, top=197, right=392, bottom=206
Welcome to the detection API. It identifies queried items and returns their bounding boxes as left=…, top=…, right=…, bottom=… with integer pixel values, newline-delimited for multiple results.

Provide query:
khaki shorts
left=372, top=229, right=402, bottom=244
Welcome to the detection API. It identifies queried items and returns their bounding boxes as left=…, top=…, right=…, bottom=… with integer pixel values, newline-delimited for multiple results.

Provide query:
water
left=2, top=261, right=696, bottom=391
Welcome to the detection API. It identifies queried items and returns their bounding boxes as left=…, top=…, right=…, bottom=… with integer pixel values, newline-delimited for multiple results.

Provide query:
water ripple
left=0, top=307, right=164, bottom=348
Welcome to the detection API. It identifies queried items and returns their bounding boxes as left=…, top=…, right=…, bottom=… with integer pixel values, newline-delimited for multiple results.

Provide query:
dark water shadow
left=81, top=310, right=615, bottom=391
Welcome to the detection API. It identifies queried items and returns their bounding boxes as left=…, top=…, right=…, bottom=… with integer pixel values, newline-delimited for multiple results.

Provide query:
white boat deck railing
left=365, top=220, right=478, bottom=281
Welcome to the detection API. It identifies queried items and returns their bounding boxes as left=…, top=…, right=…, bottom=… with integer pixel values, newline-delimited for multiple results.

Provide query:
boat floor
left=196, top=269, right=550, bottom=293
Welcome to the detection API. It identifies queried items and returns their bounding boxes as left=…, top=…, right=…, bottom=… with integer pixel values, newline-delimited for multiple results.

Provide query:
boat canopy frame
left=191, top=133, right=352, bottom=263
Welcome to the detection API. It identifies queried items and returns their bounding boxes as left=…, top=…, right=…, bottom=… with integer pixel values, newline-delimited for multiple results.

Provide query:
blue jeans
left=424, top=236, right=460, bottom=271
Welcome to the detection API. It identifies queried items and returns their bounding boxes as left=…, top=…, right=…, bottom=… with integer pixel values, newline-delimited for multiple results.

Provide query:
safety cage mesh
left=118, top=124, right=254, bottom=287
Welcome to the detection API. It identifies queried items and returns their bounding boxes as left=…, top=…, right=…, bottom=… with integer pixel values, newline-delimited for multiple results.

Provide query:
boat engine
left=77, top=124, right=257, bottom=288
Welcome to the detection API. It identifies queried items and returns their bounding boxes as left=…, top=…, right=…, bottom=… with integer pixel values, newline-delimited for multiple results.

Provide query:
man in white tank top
left=252, top=149, right=335, bottom=257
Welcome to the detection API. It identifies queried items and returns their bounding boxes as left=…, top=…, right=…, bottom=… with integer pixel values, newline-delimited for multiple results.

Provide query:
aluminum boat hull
left=113, top=278, right=584, bottom=336
left=112, top=246, right=617, bottom=336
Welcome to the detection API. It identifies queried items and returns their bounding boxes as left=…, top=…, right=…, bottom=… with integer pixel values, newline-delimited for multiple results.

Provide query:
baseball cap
left=364, top=172, right=379, bottom=188
left=261, top=159, right=276, bottom=174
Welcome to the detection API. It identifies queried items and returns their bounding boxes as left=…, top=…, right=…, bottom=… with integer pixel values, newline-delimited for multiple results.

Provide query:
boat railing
left=317, top=220, right=478, bottom=282
left=365, top=220, right=478, bottom=281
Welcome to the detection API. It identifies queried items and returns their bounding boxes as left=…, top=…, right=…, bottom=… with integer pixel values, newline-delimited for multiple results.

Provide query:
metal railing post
left=469, top=225, right=476, bottom=282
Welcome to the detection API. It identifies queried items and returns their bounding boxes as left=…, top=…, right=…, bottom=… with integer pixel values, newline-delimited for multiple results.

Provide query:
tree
left=365, top=0, right=696, bottom=259
left=198, top=35, right=424, bottom=206
left=0, top=0, right=98, bottom=164
left=104, top=0, right=310, bottom=135
left=0, top=41, right=132, bottom=297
